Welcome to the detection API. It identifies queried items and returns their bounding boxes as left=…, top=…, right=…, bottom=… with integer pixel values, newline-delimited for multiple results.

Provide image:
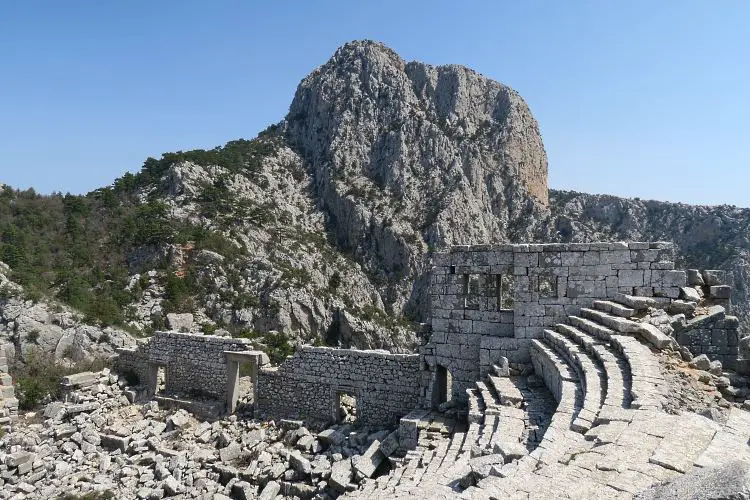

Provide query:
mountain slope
left=2, top=39, right=749, bottom=362
left=285, top=40, right=552, bottom=317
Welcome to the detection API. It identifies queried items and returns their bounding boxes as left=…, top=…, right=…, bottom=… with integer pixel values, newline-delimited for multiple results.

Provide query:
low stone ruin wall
left=675, top=307, right=740, bottom=369
left=115, top=331, right=254, bottom=402
left=255, top=346, right=422, bottom=427
left=0, top=348, right=17, bottom=425
left=670, top=269, right=740, bottom=369
left=425, top=242, right=684, bottom=405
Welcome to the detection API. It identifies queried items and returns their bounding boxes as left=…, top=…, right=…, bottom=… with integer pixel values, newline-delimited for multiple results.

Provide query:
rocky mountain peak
left=287, top=39, right=548, bottom=206
left=284, top=40, right=551, bottom=304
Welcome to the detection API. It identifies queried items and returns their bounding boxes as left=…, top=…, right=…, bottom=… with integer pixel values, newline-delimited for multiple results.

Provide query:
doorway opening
left=236, top=360, right=255, bottom=411
left=433, top=364, right=453, bottom=408
left=337, top=391, right=357, bottom=424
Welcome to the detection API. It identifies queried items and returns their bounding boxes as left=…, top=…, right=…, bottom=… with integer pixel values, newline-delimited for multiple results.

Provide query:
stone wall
left=672, top=269, right=741, bottom=369
left=0, top=348, right=17, bottom=425
left=255, top=347, right=422, bottom=427
left=676, top=306, right=740, bottom=369
left=115, top=331, right=254, bottom=402
left=424, top=242, right=684, bottom=405
left=115, top=339, right=151, bottom=387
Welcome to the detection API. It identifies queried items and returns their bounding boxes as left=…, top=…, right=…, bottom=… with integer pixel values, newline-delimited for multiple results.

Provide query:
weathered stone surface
left=679, top=287, right=701, bottom=303
left=317, top=428, right=345, bottom=446
left=329, top=458, right=353, bottom=492
left=289, top=450, right=312, bottom=475
left=637, top=460, right=750, bottom=500
left=353, top=440, right=385, bottom=478
left=258, top=480, right=281, bottom=500
left=710, top=285, right=732, bottom=299
left=166, top=312, right=194, bottom=332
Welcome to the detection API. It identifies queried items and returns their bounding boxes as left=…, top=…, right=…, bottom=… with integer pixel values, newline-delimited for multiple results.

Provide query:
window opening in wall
left=156, top=366, right=166, bottom=395
left=434, top=365, right=453, bottom=408
left=464, top=274, right=481, bottom=309
left=449, top=265, right=456, bottom=274
left=538, top=273, right=557, bottom=298
left=500, top=274, right=515, bottom=309
left=337, top=391, right=357, bottom=424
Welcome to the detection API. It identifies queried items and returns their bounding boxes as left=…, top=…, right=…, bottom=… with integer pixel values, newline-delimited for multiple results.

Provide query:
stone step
left=554, top=322, right=632, bottom=410
left=580, top=308, right=672, bottom=350
left=529, top=339, right=580, bottom=405
left=485, top=375, right=524, bottom=407
left=592, top=299, right=636, bottom=318
left=612, top=292, right=664, bottom=311
left=580, top=308, right=641, bottom=334
left=488, top=406, right=526, bottom=458
left=466, top=388, right=483, bottom=424
left=542, top=330, right=605, bottom=433
left=423, top=439, right=450, bottom=478
left=476, top=414, right=498, bottom=453
left=567, top=315, right=613, bottom=342
left=474, top=381, right=496, bottom=413
left=608, top=334, right=667, bottom=410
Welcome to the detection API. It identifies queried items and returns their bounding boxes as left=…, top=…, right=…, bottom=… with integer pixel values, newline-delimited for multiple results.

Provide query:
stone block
left=702, top=270, right=726, bottom=286
left=101, top=434, right=130, bottom=452
left=651, top=270, right=687, bottom=287
left=687, top=269, right=705, bottom=285
left=354, top=440, right=385, bottom=478
left=258, top=480, right=281, bottom=500
left=379, top=430, right=399, bottom=457
left=7, top=452, right=34, bottom=468
left=710, top=285, right=732, bottom=299
left=289, top=450, right=311, bottom=475
left=679, top=286, right=701, bottom=303
left=618, top=270, right=645, bottom=287
left=329, top=459, right=353, bottom=492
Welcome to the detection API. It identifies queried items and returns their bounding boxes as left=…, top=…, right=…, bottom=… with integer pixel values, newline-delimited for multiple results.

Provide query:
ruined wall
left=425, top=242, right=683, bottom=405
left=256, top=346, right=422, bottom=427
left=0, top=348, right=17, bottom=424
left=676, top=308, right=740, bottom=369
left=115, top=332, right=254, bottom=401
left=115, top=339, right=151, bottom=387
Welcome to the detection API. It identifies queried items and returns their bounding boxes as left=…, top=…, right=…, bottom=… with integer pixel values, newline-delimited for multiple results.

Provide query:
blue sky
left=1, top=1, right=748, bottom=206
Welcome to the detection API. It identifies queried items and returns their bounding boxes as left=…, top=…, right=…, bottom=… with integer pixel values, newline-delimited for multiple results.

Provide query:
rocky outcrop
left=285, top=40, right=552, bottom=318
left=0, top=263, right=136, bottom=366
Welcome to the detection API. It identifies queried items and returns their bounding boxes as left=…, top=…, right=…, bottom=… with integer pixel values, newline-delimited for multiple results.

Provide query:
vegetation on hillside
left=0, top=134, right=282, bottom=332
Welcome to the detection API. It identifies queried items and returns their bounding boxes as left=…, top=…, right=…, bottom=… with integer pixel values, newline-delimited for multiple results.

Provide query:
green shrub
left=12, top=350, right=109, bottom=410
left=25, top=329, right=40, bottom=344
left=328, top=271, right=342, bottom=291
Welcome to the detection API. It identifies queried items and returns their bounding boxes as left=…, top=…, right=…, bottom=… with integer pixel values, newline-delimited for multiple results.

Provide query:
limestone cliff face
left=284, top=40, right=550, bottom=316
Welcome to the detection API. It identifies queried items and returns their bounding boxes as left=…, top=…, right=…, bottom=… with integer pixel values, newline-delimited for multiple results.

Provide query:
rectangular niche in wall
left=537, top=272, right=558, bottom=298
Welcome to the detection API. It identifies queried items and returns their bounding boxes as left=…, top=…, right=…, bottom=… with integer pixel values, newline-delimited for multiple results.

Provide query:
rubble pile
left=0, top=369, right=401, bottom=499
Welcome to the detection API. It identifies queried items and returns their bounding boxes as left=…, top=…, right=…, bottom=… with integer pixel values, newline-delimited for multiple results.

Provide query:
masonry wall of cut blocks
left=115, top=331, right=256, bottom=402
left=255, top=347, right=422, bottom=426
left=0, top=349, right=17, bottom=425
left=422, top=242, right=685, bottom=405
